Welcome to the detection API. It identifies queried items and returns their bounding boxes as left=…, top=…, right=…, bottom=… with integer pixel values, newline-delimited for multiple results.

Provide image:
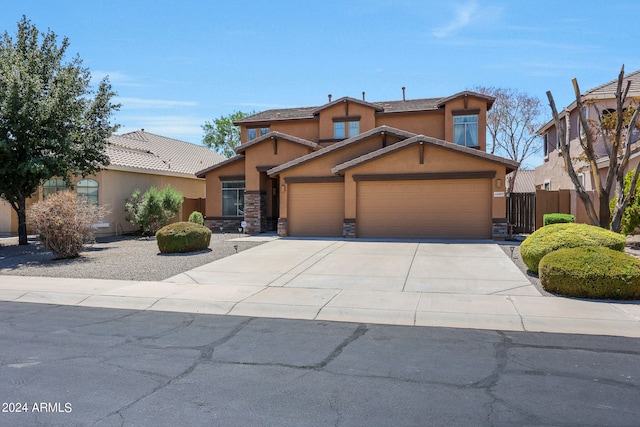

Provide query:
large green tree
left=202, top=110, right=253, bottom=158
left=0, top=17, right=119, bottom=245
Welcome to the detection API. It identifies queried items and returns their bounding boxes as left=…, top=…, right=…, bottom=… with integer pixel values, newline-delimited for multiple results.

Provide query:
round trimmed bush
left=520, top=223, right=626, bottom=273
left=539, top=246, right=640, bottom=299
left=188, top=211, right=204, bottom=225
left=156, top=222, right=212, bottom=254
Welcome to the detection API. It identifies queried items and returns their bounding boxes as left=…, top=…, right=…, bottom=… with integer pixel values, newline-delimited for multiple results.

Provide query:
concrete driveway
left=1, top=238, right=639, bottom=337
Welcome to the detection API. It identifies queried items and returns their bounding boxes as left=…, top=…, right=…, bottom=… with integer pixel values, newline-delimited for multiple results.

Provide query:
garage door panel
left=357, top=179, right=491, bottom=239
left=288, top=183, right=344, bottom=236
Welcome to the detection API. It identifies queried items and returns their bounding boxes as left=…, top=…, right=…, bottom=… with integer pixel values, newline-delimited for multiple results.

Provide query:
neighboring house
left=507, top=170, right=536, bottom=194
left=535, top=69, right=640, bottom=193
left=197, top=92, right=519, bottom=239
left=0, top=130, right=224, bottom=237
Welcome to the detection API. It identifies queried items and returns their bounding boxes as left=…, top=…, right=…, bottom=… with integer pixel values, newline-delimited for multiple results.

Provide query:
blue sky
left=2, top=0, right=639, bottom=168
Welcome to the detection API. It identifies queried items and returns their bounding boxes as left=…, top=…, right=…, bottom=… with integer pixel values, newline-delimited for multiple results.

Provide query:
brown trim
left=492, top=218, right=508, bottom=223
left=375, top=109, right=443, bottom=117
left=319, top=138, right=345, bottom=144
left=244, top=190, right=266, bottom=195
left=256, top=165, right=278, bottom=172
left=285, top=176, right=345, bottom=184
left=332, top=116, right=361, bottom=122
left=219, top=175, right=245, bottom=181
left=451, top=108, right=480, bottom=116
left=343, top=218, right=356, bottom=224
left=353, top=171, right=496, bottom=182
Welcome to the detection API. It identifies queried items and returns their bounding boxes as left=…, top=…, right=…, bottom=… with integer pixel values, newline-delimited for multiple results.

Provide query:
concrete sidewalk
left=0, top=238, right=639, bottom=337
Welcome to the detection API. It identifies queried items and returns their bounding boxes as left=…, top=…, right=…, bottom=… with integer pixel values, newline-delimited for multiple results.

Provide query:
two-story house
left=197, top=91, right=519, bottom=239
left=535, top=69, right=640, bottom=194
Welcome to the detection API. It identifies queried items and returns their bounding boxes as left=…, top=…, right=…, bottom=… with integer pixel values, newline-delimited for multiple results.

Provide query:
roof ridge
left=584, top=68, right=640, bottom=96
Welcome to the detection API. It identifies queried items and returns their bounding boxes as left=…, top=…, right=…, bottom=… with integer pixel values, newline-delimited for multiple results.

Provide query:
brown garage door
left=288, top=182, right=344, bottom=236
left=357, top=179, right=491, bottom=239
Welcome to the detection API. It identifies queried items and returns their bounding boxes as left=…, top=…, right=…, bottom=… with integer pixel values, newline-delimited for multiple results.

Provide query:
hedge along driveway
left=520, top=223, right=626, bottom=273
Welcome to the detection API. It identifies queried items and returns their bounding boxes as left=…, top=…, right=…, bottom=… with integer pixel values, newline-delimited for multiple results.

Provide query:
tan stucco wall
left=96, top=170, right=205, bottom=236
left=241, top=119, right=319, bottom=143
left=318, top=102, right=377, bottom=141
left=376, top=112, right=446, bottom=140
left=204, top=159, right=246, bottom=217
left=0, top=199, right=12, bottom=236
left=244, top=140, right=314, bottom=191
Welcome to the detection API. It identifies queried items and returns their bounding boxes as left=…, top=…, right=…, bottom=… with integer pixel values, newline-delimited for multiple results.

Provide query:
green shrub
left=125, top=185, right=183, bottom=236
left=543, top=213, right=575, bottom=226
left=156, top=222, right=211, bottom=254
left=520, top=223, right=626, bottom=273
left=188, top=211, right=204, bottom=225
left=539, top=246, right=640, bottom=299
left=27, top=190, right=106, bottom=259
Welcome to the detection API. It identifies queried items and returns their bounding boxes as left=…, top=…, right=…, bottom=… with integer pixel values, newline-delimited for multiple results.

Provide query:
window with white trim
left=76, top=179, right=99, bottom=205
left=43, top=178, right=67, bottom=199
left=454, top=114, right=479, bottom=147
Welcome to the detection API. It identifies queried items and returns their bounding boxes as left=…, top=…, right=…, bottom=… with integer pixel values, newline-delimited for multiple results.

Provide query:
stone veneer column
left=244, top=191, right=266, bottom=234
left=277, top=218, right=288, bottom=237
left=343, top=218, right=356, bottom=238
left=492, top=218, right=509, bottom=240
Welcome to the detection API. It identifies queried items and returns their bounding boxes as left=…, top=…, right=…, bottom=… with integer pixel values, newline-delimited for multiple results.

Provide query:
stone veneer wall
left=343, top=218, right=356, bottom=238
left=204, top=217, right=243, bottom=233
left=492, top=218, right=508, bottom=240
left=277, top=218, right=288, bottom=237
left=244, top=190, right=266, bottom=234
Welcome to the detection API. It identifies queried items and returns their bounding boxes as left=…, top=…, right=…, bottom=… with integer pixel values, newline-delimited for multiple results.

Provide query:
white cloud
left=432, top=0, right=478, bottom=38
left=91, top=71, right=142, bottom=87
left=117, top=115, right=206, bottom=143
left=116, top=97, right=198, bottom=109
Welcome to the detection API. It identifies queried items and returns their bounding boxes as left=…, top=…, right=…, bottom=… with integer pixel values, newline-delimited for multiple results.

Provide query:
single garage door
left=288, top=182, right=344, bottom=236
left=357, top=179, right=491, bottom=239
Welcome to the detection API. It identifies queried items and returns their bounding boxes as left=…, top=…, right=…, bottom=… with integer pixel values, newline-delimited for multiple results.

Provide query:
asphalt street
left=1, top=301, right=639, bottom=426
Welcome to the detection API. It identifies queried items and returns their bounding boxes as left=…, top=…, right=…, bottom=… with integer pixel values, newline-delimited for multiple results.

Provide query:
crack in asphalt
left=95, top=316, right=256, bottom=425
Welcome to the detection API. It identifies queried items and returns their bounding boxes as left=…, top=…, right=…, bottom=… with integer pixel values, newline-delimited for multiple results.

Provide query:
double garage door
left=287, top=179, right=492, bottom=239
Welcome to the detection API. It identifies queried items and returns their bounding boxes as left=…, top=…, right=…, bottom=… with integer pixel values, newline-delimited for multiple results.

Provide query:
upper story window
left=43, top=178, right=67, bottom=199
left=454, top=114, right=478, bottom=147
left=333, top=119, right=359, bottom=139
left=543, top=133, right=549, bottom=158
left=248, top=127, right=269, bottom=141
left=77, top=179, right=99, bottom=205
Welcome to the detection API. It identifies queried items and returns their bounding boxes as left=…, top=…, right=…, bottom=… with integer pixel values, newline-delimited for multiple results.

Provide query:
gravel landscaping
left=0, top=233, right=264, bottom=282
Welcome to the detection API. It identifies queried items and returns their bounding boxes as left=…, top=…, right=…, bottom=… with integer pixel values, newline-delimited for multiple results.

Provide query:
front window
left=543, top=133, right=549, bottom=158
left=334, top=120, right=359, bottom=139
left=43, top=178, right=67, bottom=199
left=222, top=181, right=245, bottom=216
left=247, top=127, right=269, bottom=141
left=77, top=179, right=99, bottom=205
left=454, top=115, right=479, bottom=147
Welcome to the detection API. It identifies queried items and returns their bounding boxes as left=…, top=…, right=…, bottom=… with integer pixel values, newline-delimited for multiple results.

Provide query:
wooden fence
left=507, top=193, right=535, bottom=234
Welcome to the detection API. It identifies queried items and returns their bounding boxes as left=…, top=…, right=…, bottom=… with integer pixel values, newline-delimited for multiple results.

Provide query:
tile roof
left=235, top=91, right=492, bottom=124
left=234, top=131, right=320, bottom=154
left=507, top=170, right=536, bottom=193
left=268, top=126, right=417, bottom=176
left=331, top=135, right=519, bottom=175
left=539, top=69, right=640, bottom=133
left=584, top=68, right=640, bottom=98
left=106, top=130, right=225, bottom=176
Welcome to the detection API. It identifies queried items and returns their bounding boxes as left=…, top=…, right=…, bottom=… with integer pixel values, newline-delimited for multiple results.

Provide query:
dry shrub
left=27, top=190, right=106, bottom=259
